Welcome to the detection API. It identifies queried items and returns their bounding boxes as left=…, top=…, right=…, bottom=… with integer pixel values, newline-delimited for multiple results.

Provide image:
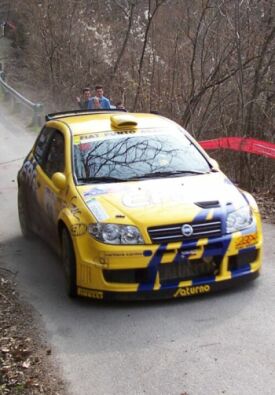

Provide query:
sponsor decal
left=78, top=132, right=116, bottom=142
left=235, top=233, right=258, bottom=249
left=121, top=186, right=188, bottom=208
left=180, top=250, right=199, bottom=257
left=70, top=206, right=81, bottom=219
left=44, top=187, right=57, bottom=220
left=122, top=190, right=158, bottom=208
left=83, top=184, right=131, bottom=198
left=86, top=198, right=108, bottom=221
left=174, top=284, right=211, bottom=298
left=79, top=142, right=91, bottom=152
left=73, top=135, right=80, bottom=144
left=64, top=196, right=81, bottom=221
left=80, top=133, right=98, bottom=140
left=77, top=288, right=104, bottom=299
left=84, top=188, right=108, bottom=197
left=115, top=130, right=136, bottom=135
left=103, top=251, right=143, bottom=257
left=21, top=158, right=38, bottom=192
left=70, top=223, right=87, bottom=237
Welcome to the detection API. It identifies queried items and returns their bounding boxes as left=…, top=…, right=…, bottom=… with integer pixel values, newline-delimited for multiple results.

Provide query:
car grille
left=148, top=220, right=222, bottom=244
left=159, top=257, right=220, bottom=284
left=103, top=257, right=221, bottom=285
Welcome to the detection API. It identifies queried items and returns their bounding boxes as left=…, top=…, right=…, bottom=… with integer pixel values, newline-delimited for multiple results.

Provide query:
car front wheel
left=61, top=227, right=77, bottom=298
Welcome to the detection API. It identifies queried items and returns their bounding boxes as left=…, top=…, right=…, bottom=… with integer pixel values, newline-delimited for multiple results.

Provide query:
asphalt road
left=0, top=104, right=275, bottom=395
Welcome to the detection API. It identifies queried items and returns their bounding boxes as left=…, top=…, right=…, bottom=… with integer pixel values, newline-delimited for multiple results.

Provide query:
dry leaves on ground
left=0, top=272, right=66, bottom=395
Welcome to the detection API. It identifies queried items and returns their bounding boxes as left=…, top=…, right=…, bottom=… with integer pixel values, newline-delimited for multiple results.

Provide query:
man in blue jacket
left=92, top=85, right=111, bottom=109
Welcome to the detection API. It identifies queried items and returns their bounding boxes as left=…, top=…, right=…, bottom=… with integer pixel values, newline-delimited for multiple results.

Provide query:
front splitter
left=77, top=270, right=259, bottom=301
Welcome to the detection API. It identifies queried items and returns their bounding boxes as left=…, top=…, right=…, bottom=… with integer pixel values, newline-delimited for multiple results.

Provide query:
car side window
left=33, top=127, right=54, bottom=165
left=42, top=131, right=65, bottom=178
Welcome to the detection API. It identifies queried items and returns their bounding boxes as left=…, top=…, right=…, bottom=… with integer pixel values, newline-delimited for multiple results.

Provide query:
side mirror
left=209, top=158, right=220, bottom=171
left=52, top=172, right=67, bottom=190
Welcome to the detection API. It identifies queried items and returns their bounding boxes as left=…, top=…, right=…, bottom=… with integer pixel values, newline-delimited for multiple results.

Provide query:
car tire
left=61, top=227, right=77, bottom=298
left=18, top=188, right=33, bottom=238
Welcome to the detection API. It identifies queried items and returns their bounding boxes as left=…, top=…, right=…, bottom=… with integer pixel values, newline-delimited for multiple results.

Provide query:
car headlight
left=226, top=206, right=253, bottom=233
left=88, top=223, right=144, bottom=245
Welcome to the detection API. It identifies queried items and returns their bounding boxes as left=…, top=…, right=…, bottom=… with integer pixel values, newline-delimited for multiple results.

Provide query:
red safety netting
left=199, top=137, right=275, bottom=159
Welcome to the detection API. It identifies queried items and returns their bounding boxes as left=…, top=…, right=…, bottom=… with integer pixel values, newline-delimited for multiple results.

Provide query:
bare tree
left=7, top=0, right=275, bottom=190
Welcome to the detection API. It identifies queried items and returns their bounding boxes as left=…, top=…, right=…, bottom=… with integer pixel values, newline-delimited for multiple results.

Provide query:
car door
left=35, top=129, right=67, bottom=250
left=23, top=126, right=55, bottom=234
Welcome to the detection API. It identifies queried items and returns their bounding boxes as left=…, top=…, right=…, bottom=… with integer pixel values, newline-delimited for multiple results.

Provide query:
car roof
left=49, top=112, right=176, bottom=135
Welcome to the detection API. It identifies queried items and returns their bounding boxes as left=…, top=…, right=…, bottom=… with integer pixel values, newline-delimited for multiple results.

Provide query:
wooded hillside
left=4, top=0, right=275, bottom=191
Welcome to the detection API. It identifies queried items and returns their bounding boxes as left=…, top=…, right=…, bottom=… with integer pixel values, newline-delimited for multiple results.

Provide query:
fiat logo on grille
left=181, top=224, right=193, bottom=237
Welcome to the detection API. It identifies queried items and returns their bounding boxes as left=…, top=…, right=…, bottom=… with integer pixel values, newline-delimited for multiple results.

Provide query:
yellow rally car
left=17, top=110, right=262, bottom=300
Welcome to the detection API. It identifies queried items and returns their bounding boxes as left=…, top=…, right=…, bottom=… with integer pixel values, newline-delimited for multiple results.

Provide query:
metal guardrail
left=0, top=69, right=43, bottom=127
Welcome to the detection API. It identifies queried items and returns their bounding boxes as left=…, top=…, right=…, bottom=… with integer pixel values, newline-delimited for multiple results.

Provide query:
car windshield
left=73, top=129, right=211, bottom=183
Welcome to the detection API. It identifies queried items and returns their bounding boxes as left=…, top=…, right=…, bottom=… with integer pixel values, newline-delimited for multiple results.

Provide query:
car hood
left=77, top=172, right=247, bottom=226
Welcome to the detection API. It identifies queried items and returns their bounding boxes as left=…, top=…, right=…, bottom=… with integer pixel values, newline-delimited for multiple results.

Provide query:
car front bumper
left=74, top=225, right=262, bottom=300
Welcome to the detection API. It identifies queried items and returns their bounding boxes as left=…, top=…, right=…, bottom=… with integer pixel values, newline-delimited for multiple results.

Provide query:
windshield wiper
left=128, top=170, right=207, bottom=180
left=78, top=176, right=128, bottom=184
left=78, top=170, right=208, bottom=184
